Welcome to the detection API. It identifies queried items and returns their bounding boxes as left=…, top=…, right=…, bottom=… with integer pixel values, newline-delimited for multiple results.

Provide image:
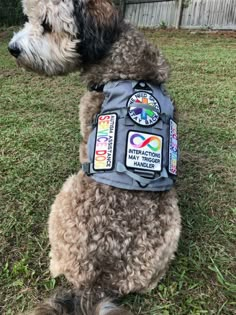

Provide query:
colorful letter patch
left=126, top=131, right=163, bottom=171
left=94, top=114, right=117, bottom=170
left=168, top=119, right=178, bottom=175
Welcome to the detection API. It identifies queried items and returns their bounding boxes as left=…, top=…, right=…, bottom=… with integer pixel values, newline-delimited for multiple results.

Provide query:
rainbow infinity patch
left=126, top=131, right=162, bottom=171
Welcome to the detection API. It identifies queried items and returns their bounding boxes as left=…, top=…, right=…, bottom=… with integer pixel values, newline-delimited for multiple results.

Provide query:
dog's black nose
left=8, top=44, right=21, bottom=58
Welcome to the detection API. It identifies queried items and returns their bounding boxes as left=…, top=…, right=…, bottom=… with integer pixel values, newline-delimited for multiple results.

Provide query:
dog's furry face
left=9, top=0, right=121, bottom=75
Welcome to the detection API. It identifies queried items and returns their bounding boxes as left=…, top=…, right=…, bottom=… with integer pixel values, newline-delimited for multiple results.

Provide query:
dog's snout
left=8, top=44, right=21, bottom=58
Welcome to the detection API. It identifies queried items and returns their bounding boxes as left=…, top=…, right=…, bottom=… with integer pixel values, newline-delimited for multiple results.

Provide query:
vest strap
left=82, top=162, right=169, bottom=186
left=159, top=113, right=171, bottom=123
left=92, top=109, right=171, bottom=129
left=116, top=162, right=168, bottom=186
left=82, top=162, right=93, bottom=176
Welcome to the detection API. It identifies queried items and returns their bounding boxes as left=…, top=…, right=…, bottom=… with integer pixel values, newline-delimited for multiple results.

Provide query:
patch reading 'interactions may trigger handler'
left=126, top=131, right=163, bottom=171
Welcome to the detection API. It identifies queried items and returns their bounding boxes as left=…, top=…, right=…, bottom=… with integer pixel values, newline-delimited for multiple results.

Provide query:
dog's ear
left=74, top=0, right=123, bottom=63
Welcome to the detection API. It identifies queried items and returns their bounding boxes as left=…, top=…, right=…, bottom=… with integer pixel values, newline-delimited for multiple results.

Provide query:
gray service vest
left=82, top=80, right=178, bottom=191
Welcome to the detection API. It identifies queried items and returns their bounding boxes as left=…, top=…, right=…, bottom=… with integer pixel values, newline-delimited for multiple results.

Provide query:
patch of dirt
left=190, top=30, right=236, bottom=38
left=0, top=30, right=10, bottom=39
left=141, top=28, right=236, bottom=38
left=0, top=27, right=15, bottom=40
left=0, top=68, right=22, bottom=77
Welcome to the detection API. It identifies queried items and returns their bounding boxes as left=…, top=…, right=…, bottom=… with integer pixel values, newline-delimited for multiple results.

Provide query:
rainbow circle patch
left=127, top=91, right=161, bottom=127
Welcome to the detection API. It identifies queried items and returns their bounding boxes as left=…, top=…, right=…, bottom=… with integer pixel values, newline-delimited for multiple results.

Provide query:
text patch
left=168, top=119, right=178, bottom=175
left=126, top=131, right=162, bottom=171
left=94, top=114, right=117, bottom=170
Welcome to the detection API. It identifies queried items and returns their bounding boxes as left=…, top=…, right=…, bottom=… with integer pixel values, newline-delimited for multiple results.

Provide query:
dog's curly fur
left=9, top=1, right=181, bottom=314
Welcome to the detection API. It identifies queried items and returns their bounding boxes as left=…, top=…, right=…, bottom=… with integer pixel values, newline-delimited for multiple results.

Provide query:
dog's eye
left=41, top=19, right=52, bottom=33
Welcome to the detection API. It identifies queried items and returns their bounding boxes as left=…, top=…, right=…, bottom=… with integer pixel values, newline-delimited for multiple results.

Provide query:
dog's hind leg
left=48, top=171, right=96, bottom=287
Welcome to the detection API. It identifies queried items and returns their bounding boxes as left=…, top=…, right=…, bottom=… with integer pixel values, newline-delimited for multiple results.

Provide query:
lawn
left=0, top=28, right=235, bottom=315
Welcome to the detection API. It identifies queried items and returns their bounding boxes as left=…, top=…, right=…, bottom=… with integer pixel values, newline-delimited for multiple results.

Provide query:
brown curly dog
left=9, top=0, right=181, bottom=314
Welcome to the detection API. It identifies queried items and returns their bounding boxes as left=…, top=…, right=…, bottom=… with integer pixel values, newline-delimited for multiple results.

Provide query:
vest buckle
left=82, top=163, right=92, bottom=176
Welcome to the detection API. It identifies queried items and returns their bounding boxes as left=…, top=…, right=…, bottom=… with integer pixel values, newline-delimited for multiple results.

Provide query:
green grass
left=0, top=28, right=236, bottom=314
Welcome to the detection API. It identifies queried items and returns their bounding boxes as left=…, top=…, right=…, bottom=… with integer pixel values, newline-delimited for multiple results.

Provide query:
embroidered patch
left=127, top=91, right=161, bottom=126
left=94, top=114, right=117, bottom=170
left=126, top=131, right=162, bottom=171
left=169, top=119, right=178, bottom=175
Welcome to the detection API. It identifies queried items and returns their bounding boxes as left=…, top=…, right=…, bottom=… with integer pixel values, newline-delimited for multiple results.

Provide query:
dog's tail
left=28, top=289, right=133, bottom=315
